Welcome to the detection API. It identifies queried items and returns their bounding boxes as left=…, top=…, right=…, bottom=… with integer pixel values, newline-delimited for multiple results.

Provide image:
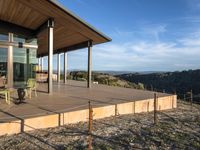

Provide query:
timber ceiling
left=0, top=0, right=111, bottom=56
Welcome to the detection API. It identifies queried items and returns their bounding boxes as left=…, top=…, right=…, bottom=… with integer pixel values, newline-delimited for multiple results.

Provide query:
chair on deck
left=26, top=78, right=37, bottom=99
left=0, top=89, right=10, bottom=105
left=0, top=77, right=10, bottom=104
left=0, top=76, right=6, bottom=88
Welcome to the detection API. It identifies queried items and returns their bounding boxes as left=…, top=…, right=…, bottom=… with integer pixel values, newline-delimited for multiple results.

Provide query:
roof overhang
left=0, top=0, right=111, bottom=57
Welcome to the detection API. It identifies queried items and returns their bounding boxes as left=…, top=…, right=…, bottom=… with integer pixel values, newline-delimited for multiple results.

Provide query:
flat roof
left=0, top=0, right=111, bottom=56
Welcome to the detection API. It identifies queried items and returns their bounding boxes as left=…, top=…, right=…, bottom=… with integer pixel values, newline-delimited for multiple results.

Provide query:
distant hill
left=91, top=71, right=164, bottom=75
left=51, top=70, right=164, bottom=75
left=116, top=69, right=200, bottom=101
left=67, top=71, right=145, bottom=90
left=55, top=69, right=200, bottom=102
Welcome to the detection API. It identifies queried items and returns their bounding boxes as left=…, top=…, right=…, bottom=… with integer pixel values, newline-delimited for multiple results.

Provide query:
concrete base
left=0, top=95, right=176, bottom=136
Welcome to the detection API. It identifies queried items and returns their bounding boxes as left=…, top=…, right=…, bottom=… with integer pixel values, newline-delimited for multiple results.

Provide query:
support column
left=38, top=57, right=41, bottom=66
left=57, top=53, right=60, bottom=82
left=47, top=19, right=54, bottom=94
left=26, top=49, right=30, bottom=81
left=7, top=33, right=14, bottom=88
left=38, top=57, right=41, bottom=71
left=87, top=41, right=92, bottom=88
left=41, top=57, right=43, bottom=72
left=64, top=52, right=68, bottom=83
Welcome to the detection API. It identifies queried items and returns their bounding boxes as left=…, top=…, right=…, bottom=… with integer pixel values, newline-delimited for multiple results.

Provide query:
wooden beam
left=34, top=18, right=54, bottom=36
left=37, top=41, right=90, bottom=57
left=59, top=41, right=90, bottom=52
left=0, top=18, right=55, bottom=40
left=0, top=20, right=35, bottom=39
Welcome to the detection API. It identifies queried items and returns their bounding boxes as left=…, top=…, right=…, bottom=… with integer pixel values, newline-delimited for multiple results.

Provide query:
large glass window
left=13, top=47, right=27, bottom=86
left=13, top=35, right=38, bottom=87
left=0, top=33, right=38, bottom=88
left=13, top=48, right=37, bottom=87
left=0, top=33, right=8, bottom=78
left=0, top=48, right=7, bottom=77
left=0, top=34, right=8, bottom=41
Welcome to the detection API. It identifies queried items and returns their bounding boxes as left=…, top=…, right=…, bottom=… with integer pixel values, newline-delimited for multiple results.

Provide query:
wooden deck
left=0, top=80, right=176, bottom=135
left=0, top=80, right=172, bottom=122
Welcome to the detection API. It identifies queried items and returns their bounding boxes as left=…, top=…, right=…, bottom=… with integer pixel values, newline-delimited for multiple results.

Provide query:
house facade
left=0, top=0, right=111, bottom=93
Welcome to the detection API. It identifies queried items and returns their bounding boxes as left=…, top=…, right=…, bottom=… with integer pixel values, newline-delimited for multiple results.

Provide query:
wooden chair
left=26, top=78, right=37, bottom=99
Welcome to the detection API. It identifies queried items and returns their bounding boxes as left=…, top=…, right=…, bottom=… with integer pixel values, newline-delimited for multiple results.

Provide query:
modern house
left=0, top=0, right=111, bottom=93
left=0, top=0, right=177, bottom=136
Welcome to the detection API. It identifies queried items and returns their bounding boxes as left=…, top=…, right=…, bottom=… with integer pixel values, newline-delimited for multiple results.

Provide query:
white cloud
left=47, top=22, right=200, bottom=71
left=179, top=38, right=200, bottom=47
left=112, top=28, right=135, bottom=37
left=142, top=24, right=167, bottom=42
left=64, top=30, right=200, bottom=71
left=112, top=24, right=167, bottom=43
left=179, top=31, right=200, bottom=47
left=90, top=30, right=200, bottom=71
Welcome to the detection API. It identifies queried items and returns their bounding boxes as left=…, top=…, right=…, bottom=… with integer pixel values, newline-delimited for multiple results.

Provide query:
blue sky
left=44, top=0, right=200, bottom=72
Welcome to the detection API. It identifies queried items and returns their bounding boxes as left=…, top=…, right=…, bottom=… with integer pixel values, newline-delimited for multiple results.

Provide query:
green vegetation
left=117, top=69, right=200, bottom=100
left=68, top=71, right=144, bottom=90
left=63, top=69, right=200, bottom=102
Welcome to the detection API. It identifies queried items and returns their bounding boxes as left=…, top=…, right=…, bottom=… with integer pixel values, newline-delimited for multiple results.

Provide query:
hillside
left=67, top=71, right=145, bottom=90
left=117, top=69, right=200, bottom=100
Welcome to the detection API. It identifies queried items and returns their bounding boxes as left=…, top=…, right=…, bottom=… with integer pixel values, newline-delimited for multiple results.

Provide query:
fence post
left=154, top=93, right=158, bottom=125
left=88, top=101, right=93, bottom=150
left=184, top=94, right=186, bottom=101
left=190, top=90, right=193, bottom=110
left=151, top=85, right=153, bottom=91
left=115, top=104, right=118, bottom=117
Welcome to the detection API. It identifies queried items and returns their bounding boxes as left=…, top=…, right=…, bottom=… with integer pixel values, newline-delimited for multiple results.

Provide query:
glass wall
left=0, top=33, right=38, bottom=88
left=0, top=48, right=7, bottom=77
left=0, top=34, right=8, bottom=41
left=0, top=33, right=8, bottom=78
left=13, top=48, right=38, bottom=87
left=13, top=35, right=38, bottom=87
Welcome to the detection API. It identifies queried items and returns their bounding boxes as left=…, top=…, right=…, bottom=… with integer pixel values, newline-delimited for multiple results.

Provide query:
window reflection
left=0, top=33, right=38, bottom=88
left=0, top=48, right=7, bottom=77
left=0, top=34, right=8, bottom=41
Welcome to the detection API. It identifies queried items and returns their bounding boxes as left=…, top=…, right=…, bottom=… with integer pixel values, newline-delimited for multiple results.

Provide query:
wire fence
left=84, top=90, right=199, bottom=149
left=177, top=92, right=200, bottom=105
left=149, top=88, right=200, bottom=105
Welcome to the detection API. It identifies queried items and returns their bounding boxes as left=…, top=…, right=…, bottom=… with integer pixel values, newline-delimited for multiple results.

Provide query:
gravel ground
left=0, top=100, right=200, bottom=150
